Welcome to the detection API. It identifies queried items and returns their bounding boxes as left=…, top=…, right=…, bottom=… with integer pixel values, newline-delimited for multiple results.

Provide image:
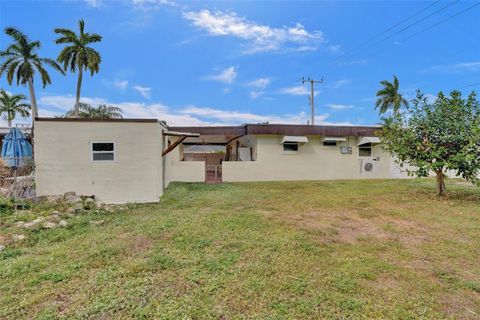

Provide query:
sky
left=0, top=0, right=479, bottom=127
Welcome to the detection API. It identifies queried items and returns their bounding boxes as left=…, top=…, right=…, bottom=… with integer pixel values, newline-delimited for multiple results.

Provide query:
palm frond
left=4, top=27, right=28, bottom=47
left=40, top=58, right=65, bottom=75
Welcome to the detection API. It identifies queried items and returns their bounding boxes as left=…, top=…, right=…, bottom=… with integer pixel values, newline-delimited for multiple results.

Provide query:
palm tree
left=64, top=103, right=123, bottom=119
left=54, top=20, right=102, bottom=117
left=0, top=27, right=64, bottom=119
left=375, top=75, right=408, bottom=115
left=0, top=89, right=31, bottom=127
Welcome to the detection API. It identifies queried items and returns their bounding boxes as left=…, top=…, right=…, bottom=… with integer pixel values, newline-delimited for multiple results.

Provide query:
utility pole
left=301, top=77, right=323, bottom=125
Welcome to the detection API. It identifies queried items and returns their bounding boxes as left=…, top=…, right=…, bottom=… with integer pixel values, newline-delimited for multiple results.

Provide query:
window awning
left=281, top=136, right=309, bottom=144
left=323, top=136, right=347, bottom=142
left=357, top=136, right=381, bottom=146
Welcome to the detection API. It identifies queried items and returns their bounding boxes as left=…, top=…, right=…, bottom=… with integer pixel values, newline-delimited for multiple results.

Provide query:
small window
left=358, top=143, right=372, bottom=157
left=92, top=142, right=115, bottom=162
left=323, top=141, right=337, bottom=147
left=283, top=143, right=299, bottom=152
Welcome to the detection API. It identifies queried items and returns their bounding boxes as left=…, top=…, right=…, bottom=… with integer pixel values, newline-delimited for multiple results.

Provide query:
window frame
left=358, top=143, right=372, bottom=157
left=282, top=142, right=299, bottom=153
left=322, top=141, right=337, bottom=147
left=91, top=141, right=116, bottom=162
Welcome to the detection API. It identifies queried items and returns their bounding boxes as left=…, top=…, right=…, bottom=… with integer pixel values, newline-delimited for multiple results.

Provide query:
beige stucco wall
left=223, top=135, right=394, bottom=182
left=165, top=144, right=205, bottom=186
left=35, top=121, right=164, bottom=204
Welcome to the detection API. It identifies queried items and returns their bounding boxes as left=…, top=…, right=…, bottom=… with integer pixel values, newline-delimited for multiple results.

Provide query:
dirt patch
left=264, top=210, right=432, bottom=246
left=439, top=292, right=480, bottom=319
left=131, top=235, right=153, bottom=251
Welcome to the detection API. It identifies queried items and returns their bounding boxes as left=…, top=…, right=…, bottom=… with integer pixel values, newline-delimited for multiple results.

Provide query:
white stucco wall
left=165, top=144, right=205, bottom=186
left=223, top=135, right=395, bottom=182
left=35, top=120, right=164, bottom=204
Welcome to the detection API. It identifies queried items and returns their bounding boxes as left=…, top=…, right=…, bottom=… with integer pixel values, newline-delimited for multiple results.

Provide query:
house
left=34, top=118, right=407, bottom=204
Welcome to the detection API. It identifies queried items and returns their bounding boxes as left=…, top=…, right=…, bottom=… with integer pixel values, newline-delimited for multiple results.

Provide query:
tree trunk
left=27, top=77, right=38, bottom=119
left=27, top=77, right=36, bottom=161
left=435, top=170, right=446, bottom=196
left=7, top=119, right=12, bottom=128
left=74, top=67, right=83, bottom=117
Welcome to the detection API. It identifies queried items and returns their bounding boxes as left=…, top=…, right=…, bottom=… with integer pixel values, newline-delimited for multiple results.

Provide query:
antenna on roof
left=301, top=77, right=324, bottom=126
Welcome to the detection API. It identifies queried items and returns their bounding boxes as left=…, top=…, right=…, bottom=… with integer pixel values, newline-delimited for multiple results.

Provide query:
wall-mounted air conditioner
left=360, top=159, right=377, bottom=174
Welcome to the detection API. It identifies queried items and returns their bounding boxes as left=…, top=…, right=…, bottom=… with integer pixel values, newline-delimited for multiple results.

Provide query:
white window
left=358, top=143, right=372, bottom=157
left=91, top=142, right=115, bottom=162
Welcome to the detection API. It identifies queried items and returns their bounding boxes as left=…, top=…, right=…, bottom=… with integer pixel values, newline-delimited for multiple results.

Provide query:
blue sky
left=1, top=0, right=479, bottom=126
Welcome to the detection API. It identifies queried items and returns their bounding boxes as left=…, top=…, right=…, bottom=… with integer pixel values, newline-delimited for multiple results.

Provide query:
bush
left=0, top=197, right=15, bottom=215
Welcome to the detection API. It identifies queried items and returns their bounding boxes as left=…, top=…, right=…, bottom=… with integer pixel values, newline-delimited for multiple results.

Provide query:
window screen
left=92, top=142, right=114, bottom=161
left=283, top=143, right=299, bottom=152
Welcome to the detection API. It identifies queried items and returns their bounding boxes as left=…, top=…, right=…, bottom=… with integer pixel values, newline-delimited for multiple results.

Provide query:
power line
left=337, top=0, right=441, bottom=61
left=346, top=1, right=478, bottom=64
left=400, top=1, right=480, bottom=42
left=336, top=0, right=459, bottom=64
left=460, top=81, right=480, bottom=89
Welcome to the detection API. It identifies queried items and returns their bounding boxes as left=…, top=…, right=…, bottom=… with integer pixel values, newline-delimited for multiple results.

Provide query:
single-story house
left=34, top=118, right=409, bottom=204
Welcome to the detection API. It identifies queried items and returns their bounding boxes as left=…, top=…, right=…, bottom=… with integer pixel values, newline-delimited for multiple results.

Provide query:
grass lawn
left=1, top=179, right=480, bottom=319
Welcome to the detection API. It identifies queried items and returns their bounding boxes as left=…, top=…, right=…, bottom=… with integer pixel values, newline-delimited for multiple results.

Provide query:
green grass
left=1, top=179, right=479, bottom=319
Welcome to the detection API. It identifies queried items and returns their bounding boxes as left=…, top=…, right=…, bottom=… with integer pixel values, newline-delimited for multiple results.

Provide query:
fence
left=0, top=157, right=35, bottom=199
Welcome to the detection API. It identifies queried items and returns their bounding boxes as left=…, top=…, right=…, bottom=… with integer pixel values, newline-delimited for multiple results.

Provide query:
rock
left=23, top=217, right=45, bottom=229
left=16, top=221, right=25, bottom=228
left=63, top=191, right=76, bottom=198
left=64, top=192, right=82, bottom=205
left=12, top=234, right=26, bottom=242
left=0, top=245, right=5, bottom=252
left=67, top=202, right=84, bottom=214
left=50, top=214, right=61, bottom=221
left=84, top=198, right=96, bottom=210
left=51, top=210, right=60, bottom=215
left=58, top=220, right=68, bottom=227
left=89, top=219, right=105, bottom=226
left=42, top=221, right=57, bottom=229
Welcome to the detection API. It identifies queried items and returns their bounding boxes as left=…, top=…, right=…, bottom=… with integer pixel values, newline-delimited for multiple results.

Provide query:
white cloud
left=247, top=77, right=271, bottom=89
left=332, top=79, right=351, bottom=89
left=84, top=0, right=102, bottom=7
left=206, top=66, right=237, bottom=84
left=114, top=80, right=129, bottom=90
left=36, top=94, right=362, bottom=126
left=38, top=95, right=107, bottom=111
left=130, top=0, right=178, bottom=10
left=133, top=85, right=151, bottom=99
left=429, top=61, right=480, bottom=73
left=249, top=91, right=264, bottom=100
left=183, top=9, right=325, bottom=53
left=279, top=85, right=312, bottom=96
left=326, top=104, right=354, bottom=110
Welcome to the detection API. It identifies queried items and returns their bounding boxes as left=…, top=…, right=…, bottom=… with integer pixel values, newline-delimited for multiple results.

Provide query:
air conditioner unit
left=360, top=159, right=377, bottom=174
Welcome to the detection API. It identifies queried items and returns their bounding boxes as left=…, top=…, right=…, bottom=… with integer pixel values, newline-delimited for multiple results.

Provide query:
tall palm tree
left=375, top=75, right=408, bottom=115
left=54, top=20, right=102, bottom=117
left=0, top=27, right=64, bottom=119
left=64, top=103, right=123, bottom=119
left=0, top=89, right=31, bottom=127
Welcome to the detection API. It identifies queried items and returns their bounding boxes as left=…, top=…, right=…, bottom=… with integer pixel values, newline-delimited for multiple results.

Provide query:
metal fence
left=0, top=157, right=35, bottom=199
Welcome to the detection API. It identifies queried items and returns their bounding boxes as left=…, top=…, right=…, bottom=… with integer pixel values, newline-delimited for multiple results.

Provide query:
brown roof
left=35, top=117, right=158, bottom=123
left=169, top=124, right=381, bottom=137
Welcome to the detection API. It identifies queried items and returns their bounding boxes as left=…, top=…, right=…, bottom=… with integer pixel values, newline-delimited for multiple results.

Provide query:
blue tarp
left=1, top=128, right=32, bottom=167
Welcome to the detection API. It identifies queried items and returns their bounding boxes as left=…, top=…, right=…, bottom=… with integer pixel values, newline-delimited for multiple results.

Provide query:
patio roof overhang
left=168, top=124, right=381, bottom=145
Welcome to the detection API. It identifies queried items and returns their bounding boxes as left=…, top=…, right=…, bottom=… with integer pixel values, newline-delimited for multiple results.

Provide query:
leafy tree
left=380, top=90, right=480, bottom=196
left=0, top=89, right=31, bottom=127
left=64, top=103, right=123, bottom=119
left=54, top=20, right=102, bottom=117
left=0, top=27, right=64, bottom=119
left=375, top=75, right=408, bottom=115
